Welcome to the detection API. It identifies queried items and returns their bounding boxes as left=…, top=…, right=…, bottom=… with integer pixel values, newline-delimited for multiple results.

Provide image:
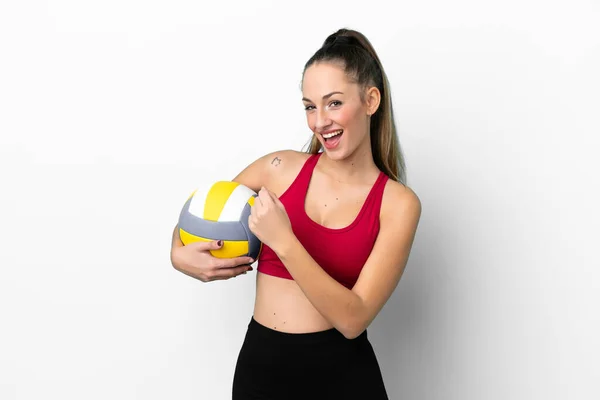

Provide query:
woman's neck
left=317, top=145, right=379, bottom=184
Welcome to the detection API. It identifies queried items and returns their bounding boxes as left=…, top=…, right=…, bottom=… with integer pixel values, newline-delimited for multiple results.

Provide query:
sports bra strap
left=280, top=152, right=320, bottom=201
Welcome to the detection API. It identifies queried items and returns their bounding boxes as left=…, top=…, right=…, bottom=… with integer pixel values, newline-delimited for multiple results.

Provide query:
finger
left=210, top=265, right=253, bottom=281
left=190, top=239, right=223, bottom=251
left=214, top=256, right=255, bottom=269
left=263, top=187, right=282, bottom=205
left=258, top=187, right=271, bottom=204
left=248, top=214, right=257, bottom=235
left=254, top=188, right=266, bottom=206
left=263, top=189, right=285, bottom=211
left=265, top=189, right=282, bottom=205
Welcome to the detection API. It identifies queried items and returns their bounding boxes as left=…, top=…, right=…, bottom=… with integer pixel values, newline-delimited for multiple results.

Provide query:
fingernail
left=217, top=240, right=223, bottom=246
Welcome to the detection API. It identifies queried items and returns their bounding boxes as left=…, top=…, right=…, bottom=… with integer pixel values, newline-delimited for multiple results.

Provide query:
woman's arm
left=232, top=150, right=297, bottom=192
left=272, top=182, right=422, bottom=339
left=169, top=150, right=293, bottom=279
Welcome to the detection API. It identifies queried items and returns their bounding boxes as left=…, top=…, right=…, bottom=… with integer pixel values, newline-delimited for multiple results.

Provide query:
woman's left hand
left=248, top=187, right=294, bottom=252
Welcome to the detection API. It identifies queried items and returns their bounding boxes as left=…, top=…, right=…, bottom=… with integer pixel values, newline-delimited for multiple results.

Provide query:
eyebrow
left=302, top=91, right=344, bottom=103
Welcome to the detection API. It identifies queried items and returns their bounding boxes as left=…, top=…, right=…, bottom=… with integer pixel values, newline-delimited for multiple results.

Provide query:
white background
left=1, top=1, right=599, bottom=399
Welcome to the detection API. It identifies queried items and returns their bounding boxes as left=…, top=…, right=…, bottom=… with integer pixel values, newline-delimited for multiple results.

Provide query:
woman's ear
left=365, top=86, right=381, bottom=116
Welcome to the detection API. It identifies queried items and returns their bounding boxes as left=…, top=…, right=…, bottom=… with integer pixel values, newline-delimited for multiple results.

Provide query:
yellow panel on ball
left=203, top=181, right=240, bottom=221
left=179, top=229, right=250, bottom=258
left=178, top=180, right=262, bottom=260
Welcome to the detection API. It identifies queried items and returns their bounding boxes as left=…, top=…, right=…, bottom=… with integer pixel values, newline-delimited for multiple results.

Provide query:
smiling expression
left=301, top=62, right=377, bottom=159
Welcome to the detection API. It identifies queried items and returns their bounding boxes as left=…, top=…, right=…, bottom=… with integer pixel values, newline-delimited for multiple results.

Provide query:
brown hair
left=302, top=28, right=406, bottom=184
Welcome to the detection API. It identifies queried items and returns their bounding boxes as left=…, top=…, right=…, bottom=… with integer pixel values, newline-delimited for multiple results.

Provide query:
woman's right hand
left=171, top=238, right=255, bottom=283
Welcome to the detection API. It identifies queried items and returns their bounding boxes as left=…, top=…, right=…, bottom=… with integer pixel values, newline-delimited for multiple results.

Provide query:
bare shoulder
left=381, top=180, right=422, bottom=224
left=263, top=149, right=311, bottom=196
left=233, top=149, right=310, bottom=194
left=264, top=149, right=310, bottom=173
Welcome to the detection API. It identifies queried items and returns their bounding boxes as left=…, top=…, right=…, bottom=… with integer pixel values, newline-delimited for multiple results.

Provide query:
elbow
left=340, top=317, right=367, bottom=340
left=341, top=325, right=365, bottom=340
left=339, top=297, right=369, bottom=339
left=342, top=330, right=359, bottom=340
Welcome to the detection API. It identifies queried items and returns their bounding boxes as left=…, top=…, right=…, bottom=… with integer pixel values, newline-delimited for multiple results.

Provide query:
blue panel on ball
left=239, top=197, right=262, bottom=259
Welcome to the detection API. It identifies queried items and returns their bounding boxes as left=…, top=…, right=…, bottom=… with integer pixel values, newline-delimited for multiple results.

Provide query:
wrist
left=272, top=229, right=299, bottom=260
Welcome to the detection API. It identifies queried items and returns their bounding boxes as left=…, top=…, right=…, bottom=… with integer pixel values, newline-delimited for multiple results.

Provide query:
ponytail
left=302, top=28, right=406, bottom=184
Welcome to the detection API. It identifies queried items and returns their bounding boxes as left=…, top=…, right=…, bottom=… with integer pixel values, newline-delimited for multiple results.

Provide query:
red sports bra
left=256, top=152, right=389, bottom=289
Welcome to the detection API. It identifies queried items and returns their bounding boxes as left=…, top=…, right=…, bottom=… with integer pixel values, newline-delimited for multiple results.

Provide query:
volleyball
left=178, top=181, right=262, bottom=259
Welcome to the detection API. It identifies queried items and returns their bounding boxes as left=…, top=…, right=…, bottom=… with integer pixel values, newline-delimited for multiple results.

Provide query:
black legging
left=232, top=316, right=389, bottom=399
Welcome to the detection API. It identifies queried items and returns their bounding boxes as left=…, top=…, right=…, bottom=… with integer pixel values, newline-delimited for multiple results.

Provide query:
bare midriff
left=252, top=272, right=335, bottom=333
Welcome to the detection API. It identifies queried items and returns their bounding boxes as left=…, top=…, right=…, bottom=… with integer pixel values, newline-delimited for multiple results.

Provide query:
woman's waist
left=253, top=272, right=335, bottom=333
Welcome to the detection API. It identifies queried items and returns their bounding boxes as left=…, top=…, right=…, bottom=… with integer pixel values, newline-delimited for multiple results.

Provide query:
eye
left=329, top=100, right=342, bottom=107
left=304, top=105, right=315, bottom=111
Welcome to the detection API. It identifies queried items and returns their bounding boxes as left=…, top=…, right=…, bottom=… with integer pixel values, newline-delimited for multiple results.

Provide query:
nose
left=314, top=108, right=332, bottom=132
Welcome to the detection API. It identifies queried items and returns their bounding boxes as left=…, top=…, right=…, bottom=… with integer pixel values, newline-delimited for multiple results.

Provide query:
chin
left=324, top=150, right=345, bottom=161
left=320, top=146, right=350, bottom=161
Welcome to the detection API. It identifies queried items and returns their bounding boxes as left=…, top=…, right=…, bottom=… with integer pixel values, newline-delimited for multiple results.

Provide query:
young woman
left=170, top=28, right=421, bottom=400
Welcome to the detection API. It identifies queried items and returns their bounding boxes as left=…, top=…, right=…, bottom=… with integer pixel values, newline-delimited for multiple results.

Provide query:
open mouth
left=322, top=129, right=343, bottom=140
left=321, top=129, right=343, bottom=149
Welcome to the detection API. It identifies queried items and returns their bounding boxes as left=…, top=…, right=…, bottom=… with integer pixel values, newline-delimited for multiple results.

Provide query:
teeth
left=323, top=130, right=343, bottom=139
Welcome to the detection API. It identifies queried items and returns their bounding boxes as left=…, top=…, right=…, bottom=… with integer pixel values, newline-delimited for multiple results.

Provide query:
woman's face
left=301, top=62, right=373, bottom=161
